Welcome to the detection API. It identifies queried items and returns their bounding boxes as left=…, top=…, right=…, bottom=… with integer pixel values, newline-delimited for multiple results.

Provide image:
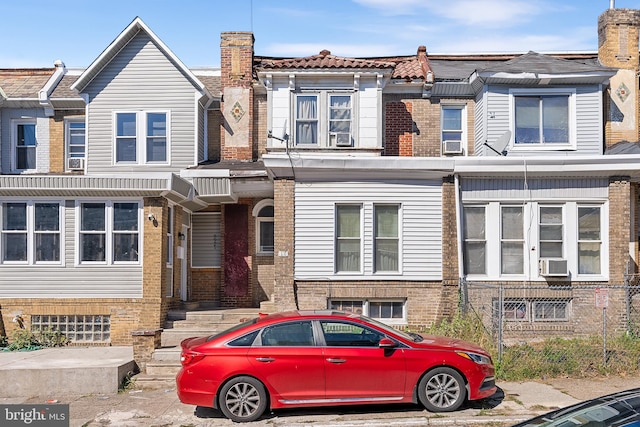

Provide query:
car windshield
left=206, top=317, right=257, bottom=342
left=359, top=314, right=422, bottom=342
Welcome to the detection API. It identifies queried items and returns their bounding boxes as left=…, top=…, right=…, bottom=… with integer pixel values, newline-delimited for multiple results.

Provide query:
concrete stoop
left=0, top=346, right=136, bottom=398
left=137, top=307, right=269, bottom=390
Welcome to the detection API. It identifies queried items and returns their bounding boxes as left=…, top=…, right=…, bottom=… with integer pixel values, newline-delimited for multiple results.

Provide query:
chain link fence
left=460, top=276, right=640, bottom=378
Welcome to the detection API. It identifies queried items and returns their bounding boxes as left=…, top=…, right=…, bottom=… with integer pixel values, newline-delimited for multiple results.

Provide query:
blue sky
left=2, top=0, right=638, bottom=68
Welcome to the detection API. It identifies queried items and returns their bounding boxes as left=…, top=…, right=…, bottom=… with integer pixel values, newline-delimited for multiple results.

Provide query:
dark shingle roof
left=0, top=69, right=54, bottom=98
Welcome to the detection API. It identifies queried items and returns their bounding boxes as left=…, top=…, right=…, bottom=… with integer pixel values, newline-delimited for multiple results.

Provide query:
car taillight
left=180, top=351, right=205, bottom=366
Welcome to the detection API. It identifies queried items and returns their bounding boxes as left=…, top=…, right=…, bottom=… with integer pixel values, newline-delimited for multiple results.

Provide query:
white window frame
left=462, top=205, right=487, bottom=275
left=253, top=199, right=274, bottom=256
left=0, top=200, right=63, bottom=266
left=293, top=91, right=355, bottom=148
left=65, top=117, right=86, bottom=170
left=113, top=111, right=170, bottom=165
left=577, top=204, right=603, bottom=276
left=373, top=204, right=400, bottom=273
left=500, top=205, right=525, bottom=275
left=464, top=201, right=608, bottom=281
left=75, top=200, right=142, bottom=266
left=509, top=88, right=577, bottom=151
left=334, top=204, right=363, bottom=274
left=11, top=119, right=37, bottom=172
left=329, top=299, right=407, bottom=325
left=441, top=104, right=466, bottom=155
left=538, top=205, right=565, bottom=259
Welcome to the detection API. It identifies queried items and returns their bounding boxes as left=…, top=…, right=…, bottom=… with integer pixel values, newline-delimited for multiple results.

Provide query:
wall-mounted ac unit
left=443, top=140, right=463, bottom=154
left=330, top=132, right=352, bottom=147
left=67, top=158, right=85, bottom=170
left=539, top=259, right=568, bottom=277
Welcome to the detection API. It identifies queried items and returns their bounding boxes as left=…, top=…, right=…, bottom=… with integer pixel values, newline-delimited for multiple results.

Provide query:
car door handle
left=326, top=358, right=346, bottom=364
left=255, top=357, right=275, bottom=363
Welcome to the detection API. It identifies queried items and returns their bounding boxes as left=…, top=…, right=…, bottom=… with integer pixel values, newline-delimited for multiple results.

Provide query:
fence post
left=498, top=284, right=504, bottom=364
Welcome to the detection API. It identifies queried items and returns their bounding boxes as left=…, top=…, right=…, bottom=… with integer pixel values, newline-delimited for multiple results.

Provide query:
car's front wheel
left=219, top=376, right=268, bottom=422
left=418, top=367, right=466, bottom=412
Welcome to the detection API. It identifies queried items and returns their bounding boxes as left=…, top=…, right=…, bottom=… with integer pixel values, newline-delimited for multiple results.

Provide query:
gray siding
left=191, top=213, right=221, bottom=267
left=82, top=32, right=200, bottom=173
left=461, top=177, right=609, bottom=201
left=295, top=180, right=442, bottom=280
left=0, top=199, right=143, bottom=298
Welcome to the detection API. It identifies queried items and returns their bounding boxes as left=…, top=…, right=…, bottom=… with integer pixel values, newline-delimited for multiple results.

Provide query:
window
left=32, top=315, right=110, bottom=342
left=260, top=321, right=314, bottom=346
left=578, top=206, right=601, bottom=274
left=329, top=300, right=406, bottom=323
left=65, top=118, right=85, bottom=169
left=539, top=206, right=564, bottom=258
left=13, top=120, right=37, bottom=171
left=115, top=112, right=168, bottom=164
left=463, top=206, right=486, bottom=275
left=1, top=202, right=61, bottom=264
left=501, top=206, right=524, bottom=274
left=335, top=205, right=361, bottom=272
left=294, top=92, right=353, bottom=147
left=495, top=299, right=570, bottom=322
left=253, top=200, right=274, bottom=255
left=441, top=105, right=465, bottom=154
left=374, top=205, right=399, bottom=272
left=511, top=90, right=574, bottom=147
left=79, top=202, right=139, bottom=264
left=463, top=201, right=606, bottom=280
left=320, top=321, right=384, bottom=347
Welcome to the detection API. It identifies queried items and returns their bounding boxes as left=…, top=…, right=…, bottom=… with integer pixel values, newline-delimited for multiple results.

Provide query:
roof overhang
left=181, top=168, right=272, bottom=204
left=262, top=153, right=454, bottom=180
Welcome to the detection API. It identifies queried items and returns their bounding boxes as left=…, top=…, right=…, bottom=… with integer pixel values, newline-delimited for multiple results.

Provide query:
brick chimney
left=598, top=8, right=640, bottom=145
left=220, top=32, right=255, bottom=161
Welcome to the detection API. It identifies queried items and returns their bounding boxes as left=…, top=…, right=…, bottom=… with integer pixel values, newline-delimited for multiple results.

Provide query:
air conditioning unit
left=67, top=158, right=85, bottom=170
left=330, top=132, right=352, bottom=147
left=539, top=259, right=568, bottom=277
left=443, top=140, right=463, bottom=154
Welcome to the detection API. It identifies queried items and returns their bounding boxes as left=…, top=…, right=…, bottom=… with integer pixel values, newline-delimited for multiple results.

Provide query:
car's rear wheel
left=418, top=367, right=466, bottom=412
left=219, top=376, right=268, bottom=422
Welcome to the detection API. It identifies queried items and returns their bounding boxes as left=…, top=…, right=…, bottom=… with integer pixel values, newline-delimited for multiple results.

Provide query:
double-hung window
left=79, top=202, right=139, bottom=264
left=512, top=89, right=574, bottom=147
left=115, top=112, right=168, bottom=164
left=501, top=206, right=524, bottom=274
left=539, top=206, right=564, bottom=259
left=13, top=120, right=37, bottom=171
left=441, top=105, right=465, bottom=154
left=256, top=205, right=274, bottom=255
left=65, top=118, right=86, bottom=170
left=335, top=205, right=361, bottom=272
left=295, top=92, right=353, bottom=147
left=1, top=201, right=61, bottom=264
left=374, top=205, right=398, bottom=272
left=578, top=206, right=601, bottom=274
left=463, top=206, right=486, bottom=275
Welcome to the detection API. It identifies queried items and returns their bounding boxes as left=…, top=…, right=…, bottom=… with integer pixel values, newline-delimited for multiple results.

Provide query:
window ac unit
left=443, top=140, right=463, bottom=154
left=67, top=158, right=85, bottom=170
left=539, top=259, right=568, bottom=277
left=330, top=132, right=352, bottom=147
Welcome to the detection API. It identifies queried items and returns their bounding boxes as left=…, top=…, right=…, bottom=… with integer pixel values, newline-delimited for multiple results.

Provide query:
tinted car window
left=228, top=330, right=259, bottom=347
left=320, top=321, right=384, bottom=347
left=260, top=321, right=314, bottom=346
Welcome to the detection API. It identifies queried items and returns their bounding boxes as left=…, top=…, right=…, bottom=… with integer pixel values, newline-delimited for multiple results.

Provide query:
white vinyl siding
left=0, top=199, right=143, bottom=298
left=191, top=213, right=221, bottom=268
left=295, top=181, right=442, bottom=280
left=80, top=32, right=199, bottom=173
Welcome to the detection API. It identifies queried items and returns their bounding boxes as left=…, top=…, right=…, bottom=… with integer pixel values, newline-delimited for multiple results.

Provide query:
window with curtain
left=501, top=206, right=524, bottom=274
left=515, top=95, right=569, bottom=144
left=374, top=205, right=398, bottom=272
left=296, top=95, right=318, bottom=144
left=463, top=206, right=486, bottom=275
left=329, top=95, right=352, bottom=146
left=335, top=205, right=361, bottom=272
left=14, top=121, right=37, bottom=170
left=578, top=206, right=601, bottom=274
left=539, top=206, right=564, bottom=258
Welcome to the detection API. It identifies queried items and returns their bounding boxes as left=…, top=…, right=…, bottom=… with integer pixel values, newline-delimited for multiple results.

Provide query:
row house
left=0, top=7, right=639, bottom=349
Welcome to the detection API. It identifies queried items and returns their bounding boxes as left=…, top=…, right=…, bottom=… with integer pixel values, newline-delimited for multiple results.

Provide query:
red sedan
left=176, top=310, right=496, bottom=422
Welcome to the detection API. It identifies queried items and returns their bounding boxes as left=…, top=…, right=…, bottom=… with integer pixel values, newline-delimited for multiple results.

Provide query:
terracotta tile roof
left=0, top=69, right=54, bottom=98
left=255, top=50, right=397, bottom=71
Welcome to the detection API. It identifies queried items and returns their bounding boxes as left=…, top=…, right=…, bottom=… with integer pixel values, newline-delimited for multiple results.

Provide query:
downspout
left=455, top=174, right=464, bottom=296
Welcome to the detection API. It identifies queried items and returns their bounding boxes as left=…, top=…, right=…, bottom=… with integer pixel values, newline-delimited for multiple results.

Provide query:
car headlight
left=456, top=351, right=492, bottom=365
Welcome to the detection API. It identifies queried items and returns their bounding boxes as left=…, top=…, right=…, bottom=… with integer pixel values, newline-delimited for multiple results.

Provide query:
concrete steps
left=137, top=307, right=269, bottom=390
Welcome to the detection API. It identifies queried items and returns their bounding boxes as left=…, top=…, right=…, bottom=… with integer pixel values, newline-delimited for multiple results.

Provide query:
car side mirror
left=379, top=337, right=397, bottom=348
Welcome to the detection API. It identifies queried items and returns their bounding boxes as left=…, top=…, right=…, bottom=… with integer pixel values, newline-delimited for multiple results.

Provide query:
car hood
left=413, top=334, right=490, bottom=355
